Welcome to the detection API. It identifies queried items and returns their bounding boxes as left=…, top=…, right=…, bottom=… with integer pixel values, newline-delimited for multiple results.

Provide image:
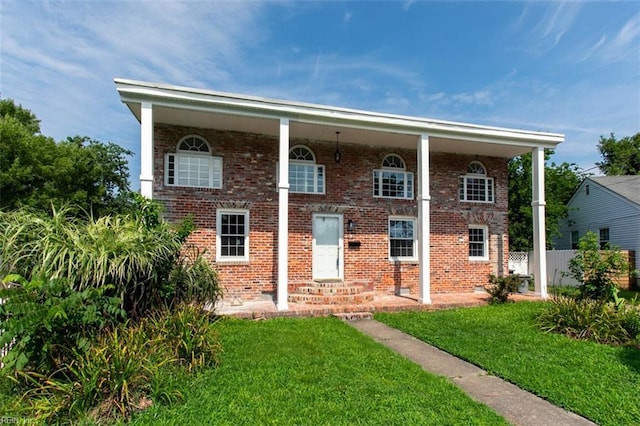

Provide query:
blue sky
left=2, top=1, right=639, bottom=189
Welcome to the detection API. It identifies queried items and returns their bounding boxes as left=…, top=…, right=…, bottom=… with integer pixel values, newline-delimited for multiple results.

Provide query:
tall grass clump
left=3, top=304, right=220, bottom=423
left=537, top=296, right=640, bottom=345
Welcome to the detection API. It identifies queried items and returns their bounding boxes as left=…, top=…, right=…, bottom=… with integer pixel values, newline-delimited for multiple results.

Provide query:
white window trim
left=165, top=153, right=223, bottom=189
left=388, top=216, right=418, bottom=262
left=177, top=134, right=212, bottom=153
left=599, top=227, right=610, bottom=249
left=216, top=209, right=250, bottom=263
left=373, top=170, right=414, bottom=200
left=459, top=161, right=494, bottom=203
left=276, top=161, right=326, bottom=195
left=570, top=230, right=579, bottom=249
left=469, top=225, right=489, bottom=261
left=459, top=175, right=494, bottom=203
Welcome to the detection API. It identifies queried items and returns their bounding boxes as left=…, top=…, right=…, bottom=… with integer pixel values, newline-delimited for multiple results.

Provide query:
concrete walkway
left=348, top=319, right=596, bottom=426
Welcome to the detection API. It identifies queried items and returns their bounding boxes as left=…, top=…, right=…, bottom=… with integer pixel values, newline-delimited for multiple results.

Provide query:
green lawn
left=376, top=302, right=640, bottom=426
left=131, top=316, right=507, bottom=425
left=619, top=289, right=640, bottom=303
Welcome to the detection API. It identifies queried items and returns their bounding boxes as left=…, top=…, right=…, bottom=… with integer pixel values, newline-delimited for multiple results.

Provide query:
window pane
left=289, top=163, right=323, bottom=194
left=391, top=240, right=413, bottom=257
left=389, top=219, right=414, bottom=258
left=599, top=228, right=609, bottom=249
left=469, top=228, right=485, bottom=257
left=571, top=231, right=579, bottom=249
left=179, top=136, right=210, bottom=153
left=375, top=170, right=412, bottom=199
left=460, top=176, right=493, bottom=202
left=220, top=213, right=246, bottom=258
left=382, top=155, right=405, bottom=169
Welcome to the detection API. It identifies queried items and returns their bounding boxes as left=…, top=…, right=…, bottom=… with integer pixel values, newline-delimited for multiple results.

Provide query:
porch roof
left=115, top=78, right=564, bottom=158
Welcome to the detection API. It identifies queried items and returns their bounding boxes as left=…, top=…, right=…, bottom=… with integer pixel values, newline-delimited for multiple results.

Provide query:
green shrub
left=0, top=274, right=125, bottom=376
left=537, top=296, right=640, bottom=345
left=569, top=231, right=632, bottom=301
left=485, top=274, right=521, bottom=304
left=0, top=207, right=222, bottom=318
left=549, top=285, right=580, bottom=298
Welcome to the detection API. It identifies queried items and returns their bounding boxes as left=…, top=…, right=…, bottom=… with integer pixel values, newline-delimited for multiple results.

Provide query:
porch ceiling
left=127, top=104, right=540, bottom=159
left=118, top=78, right=563, bottom=159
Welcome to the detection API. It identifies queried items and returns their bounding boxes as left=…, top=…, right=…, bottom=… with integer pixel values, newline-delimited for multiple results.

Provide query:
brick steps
left=333, top=312, right=374, bottom=321
left=289, top=281, right=374, bottom=305
left=295, top=285, right=365, bottom=295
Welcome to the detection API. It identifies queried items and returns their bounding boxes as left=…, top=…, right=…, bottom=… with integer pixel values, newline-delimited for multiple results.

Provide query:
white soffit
left=116, top=78, right=564, bottom=157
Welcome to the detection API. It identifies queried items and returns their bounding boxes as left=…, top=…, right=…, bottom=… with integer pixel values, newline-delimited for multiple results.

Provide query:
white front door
left=312, top=214, right=343, bottom=280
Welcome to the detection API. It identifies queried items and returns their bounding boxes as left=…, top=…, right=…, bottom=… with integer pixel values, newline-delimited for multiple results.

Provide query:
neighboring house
left=555, top=176, right=640, bottom=286
left=115, top=79, right=563, bottom=310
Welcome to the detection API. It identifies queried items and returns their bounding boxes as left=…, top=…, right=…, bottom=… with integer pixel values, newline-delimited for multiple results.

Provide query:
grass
left=376, top=302, right=640, bottom=426
left=130, top=316, right=507, bottom=425
left=619, top=289, right=640, bottom=303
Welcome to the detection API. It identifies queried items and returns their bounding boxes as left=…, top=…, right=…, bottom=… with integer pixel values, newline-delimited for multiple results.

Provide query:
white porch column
left=277, top=118, right=290, bottom=311
left=140, top=102, right=154, bottom=198
left=417, top=134, right=432, bottom=304
left=532, top=146, right=548, bottom=298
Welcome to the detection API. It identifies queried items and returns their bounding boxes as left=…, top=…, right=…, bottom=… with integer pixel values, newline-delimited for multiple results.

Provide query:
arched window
left=177, top=135, right=211, bottom=153
left=382, top=154, right=405, bottom=169
left=373, top=154, right=413, bottom=199
left=459, top=161, right=494, bottom=203
left=288, top=145, right=324, bottom=194
left=165, top=135, right=223, bottom=188
left=289, top=145, right=316, bottom=162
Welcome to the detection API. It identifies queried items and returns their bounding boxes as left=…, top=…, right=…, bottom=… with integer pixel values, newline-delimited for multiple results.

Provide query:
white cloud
left=515, top=2, right=583, bottom=56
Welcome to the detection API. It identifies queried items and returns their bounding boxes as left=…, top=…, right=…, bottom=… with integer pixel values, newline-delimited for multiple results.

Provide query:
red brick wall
left=153, top=124, right=509, bottom=300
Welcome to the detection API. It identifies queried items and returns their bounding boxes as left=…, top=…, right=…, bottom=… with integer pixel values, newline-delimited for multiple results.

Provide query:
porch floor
left=215, top=292, right=542, bottom=319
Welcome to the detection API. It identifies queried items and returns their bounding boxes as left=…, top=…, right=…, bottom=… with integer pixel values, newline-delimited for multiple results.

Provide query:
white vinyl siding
left=554, top=179, right=640, bottom=278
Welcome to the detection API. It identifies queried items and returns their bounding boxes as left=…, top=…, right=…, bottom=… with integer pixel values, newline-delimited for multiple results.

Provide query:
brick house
left=115, top=79, right=563, bottom=311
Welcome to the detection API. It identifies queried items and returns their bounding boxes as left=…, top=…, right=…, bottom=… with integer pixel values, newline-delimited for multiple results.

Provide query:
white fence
left=508, top=250, right=580, bottom=286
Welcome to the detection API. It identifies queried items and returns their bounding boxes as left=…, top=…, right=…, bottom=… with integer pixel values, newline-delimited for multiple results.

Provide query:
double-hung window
left=374, top=154, right=413, bottom=199
left=599, top=228, right=610, bottom=249
left=165, top=135, right=222, bottom=188
left=389, top=217, right=417, bottom=261
left=469, top=225, right=489, bottom=261
left=288, top=146, right=325, bottom=194
left=216, top=210, right=249, bottom=262
left=570, top=231, right=580, bottom=249
left=459, top=161, right=494, bottom=203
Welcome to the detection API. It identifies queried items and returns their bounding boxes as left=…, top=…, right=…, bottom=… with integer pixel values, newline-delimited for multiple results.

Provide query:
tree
left=0, top=98, right=41, bottom=134
left=597, top=133, right=640, bottom=175
left=508, top=151, right=582, bottom=251
left=0, top=99, right=133, bottom=216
